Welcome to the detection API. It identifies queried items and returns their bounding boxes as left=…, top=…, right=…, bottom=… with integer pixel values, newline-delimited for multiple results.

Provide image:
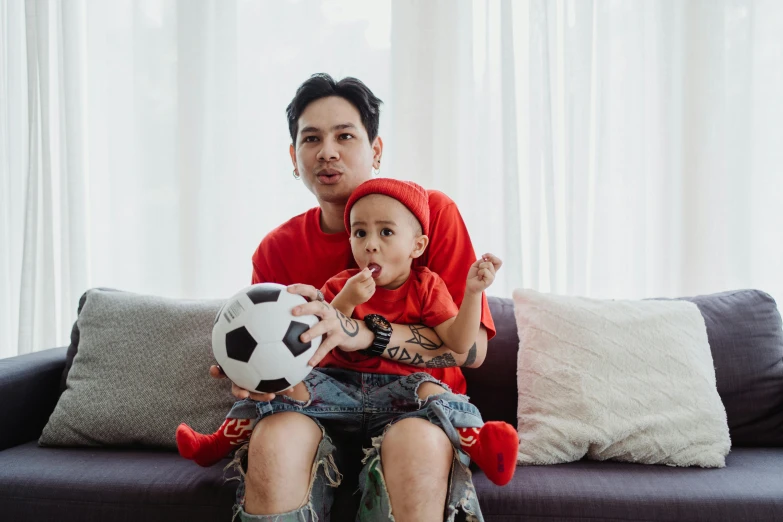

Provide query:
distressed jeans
left=227, top=367, right=485, bottom=522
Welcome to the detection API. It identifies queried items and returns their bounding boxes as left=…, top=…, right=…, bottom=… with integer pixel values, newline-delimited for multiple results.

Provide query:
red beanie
left=344, top=178, right=430, bottom=236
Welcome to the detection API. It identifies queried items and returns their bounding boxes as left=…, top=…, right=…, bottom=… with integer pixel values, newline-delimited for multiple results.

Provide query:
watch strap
left=361, top=314, right=392, bottom=357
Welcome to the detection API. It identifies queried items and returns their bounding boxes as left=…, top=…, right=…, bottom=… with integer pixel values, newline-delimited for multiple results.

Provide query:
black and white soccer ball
left=212, top=283, right=321, bottom=393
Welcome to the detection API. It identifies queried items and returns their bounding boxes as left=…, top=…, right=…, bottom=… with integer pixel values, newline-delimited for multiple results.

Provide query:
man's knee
left=247, top=412, right=321, bottom=475
left=379, top=417, right=451, bottom=520
left=381, top=418, right=452, bottom=475
left=416, top=381, right=447, bottom=401
left=244, top=412, right=322, bottom=514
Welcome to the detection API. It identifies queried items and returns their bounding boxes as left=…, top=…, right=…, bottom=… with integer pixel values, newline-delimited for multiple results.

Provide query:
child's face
left=348, top=194, right=427, bottom=289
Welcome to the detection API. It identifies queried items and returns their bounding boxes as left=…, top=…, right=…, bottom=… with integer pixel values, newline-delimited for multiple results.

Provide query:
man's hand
left=287, top=284, right=374, bottom=367
left=466, top=253, right=502, bottom=295
left=339, top=267, right=376, bottom=308
left=209, top=364, right=290, bottom=402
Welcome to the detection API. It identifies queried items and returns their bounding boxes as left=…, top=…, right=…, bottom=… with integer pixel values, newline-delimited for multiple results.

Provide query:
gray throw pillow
left=39, top=288, right=235, bottom=449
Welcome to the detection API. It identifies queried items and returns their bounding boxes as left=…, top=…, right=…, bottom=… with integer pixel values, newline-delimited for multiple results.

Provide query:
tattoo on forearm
left=386, top=336, right=471, bottom=369
left=461, top=343, right=477, bottom=367
left=386, top=346, right=433, bottom=367
left=406, top=325, right=443, bottom=351
left=335, top=309, right=359, bottom=337
left=425, top=353, right=458, bottom=368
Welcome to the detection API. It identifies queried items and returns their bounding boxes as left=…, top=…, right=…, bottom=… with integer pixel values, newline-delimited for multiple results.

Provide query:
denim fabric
left=230, top=367, right=485, bottom=522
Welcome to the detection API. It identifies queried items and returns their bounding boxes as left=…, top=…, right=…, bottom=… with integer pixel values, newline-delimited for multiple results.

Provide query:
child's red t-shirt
left=318, top=267, right=466, bottom=393
left=251, top=190, right=495, bottom=340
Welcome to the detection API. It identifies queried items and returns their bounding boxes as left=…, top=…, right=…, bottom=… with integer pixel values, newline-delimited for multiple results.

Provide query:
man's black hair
left=287, top=73, right=383, bottom=144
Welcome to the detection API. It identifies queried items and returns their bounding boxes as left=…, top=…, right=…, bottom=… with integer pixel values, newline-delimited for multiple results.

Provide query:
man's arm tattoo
left=461, top=343, right=477, bottom=367
left=334, top=309, right=359, bottom=337
left=406, top=325, right=443, bottom=350
left=383, top=328, right=476, bottom=369
left=425, top=353, right=458, bottom=368
left=387, top=345, right=456, bottom=367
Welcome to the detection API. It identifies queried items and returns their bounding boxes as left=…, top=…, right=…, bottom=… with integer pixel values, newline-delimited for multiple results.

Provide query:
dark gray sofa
left=1, top=292, right=782, bottom=521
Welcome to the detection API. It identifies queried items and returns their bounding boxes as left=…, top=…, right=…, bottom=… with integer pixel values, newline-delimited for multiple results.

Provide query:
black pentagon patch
left=283, top=321, right=311, bottom=357
left=246, top=286, right=281, bottom=305
left=256, top=377, right=291, bottom=393
left=225, top=326, right=257, bottom=363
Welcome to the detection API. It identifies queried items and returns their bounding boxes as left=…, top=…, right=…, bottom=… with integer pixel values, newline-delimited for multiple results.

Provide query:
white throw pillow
left=513, top=289, right=731, bottom=468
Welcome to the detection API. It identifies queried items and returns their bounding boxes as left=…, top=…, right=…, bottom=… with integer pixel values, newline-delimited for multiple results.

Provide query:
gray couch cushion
left=464, top=297, right=518, bottom=426
left=679, top=290, right=783, bottom=447
left=40, top=288, right=235, bottom=449
left=0, top=441, right=237, bottom=522
left=474, top=447, right=783, bottom=521
left=0, top=347, right=66, bottom=451
left=3, top=442, right=781, bottom=522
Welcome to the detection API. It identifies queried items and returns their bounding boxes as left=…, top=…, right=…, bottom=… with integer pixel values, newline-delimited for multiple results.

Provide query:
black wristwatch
left=361, top=314, right=392, bottom=357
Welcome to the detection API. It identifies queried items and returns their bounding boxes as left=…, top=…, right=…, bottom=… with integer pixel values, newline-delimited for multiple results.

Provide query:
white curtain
left=2, top=0, right=782, bottom=359
left=1, top=0, right=394, bottom=359
left=391, top=0, right=783, bottom=300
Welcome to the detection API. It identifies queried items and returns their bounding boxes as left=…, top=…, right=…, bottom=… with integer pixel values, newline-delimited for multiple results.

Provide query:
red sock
left=176, top=418, right=254, bottom=467
left=457, top=422, right=518, bottom=486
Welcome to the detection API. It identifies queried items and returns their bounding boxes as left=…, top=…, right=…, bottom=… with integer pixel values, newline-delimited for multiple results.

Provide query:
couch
left=1, top=293, right=782, bottom=521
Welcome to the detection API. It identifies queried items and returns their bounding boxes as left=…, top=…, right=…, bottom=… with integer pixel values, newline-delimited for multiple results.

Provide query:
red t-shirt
left=252, top=190, right=495, bottom=338
left=318, top=267, right=466, bottom=393
left=250, top=190, right=496, bottom=390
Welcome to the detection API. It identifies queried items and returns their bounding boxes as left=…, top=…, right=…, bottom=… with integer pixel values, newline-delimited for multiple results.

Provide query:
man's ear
left=411, top=235, right=429, bottom=259
left=289, top=143, right=297, bottom=172
left=372, top=136, right=384, bottom=167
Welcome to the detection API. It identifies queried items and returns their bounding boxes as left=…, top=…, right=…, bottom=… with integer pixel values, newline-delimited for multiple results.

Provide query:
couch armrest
left=0, top=347, right=67, bottom=450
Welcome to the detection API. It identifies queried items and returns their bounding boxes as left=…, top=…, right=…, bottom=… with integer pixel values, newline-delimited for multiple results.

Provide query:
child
left=177, top=179, right=518, bottom=485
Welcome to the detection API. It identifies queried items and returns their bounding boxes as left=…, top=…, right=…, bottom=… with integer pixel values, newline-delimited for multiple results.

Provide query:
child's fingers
left=479, top=261, right=496, bottom=274
left=481, top=253, right=503, bottom=270
left=478, top=267, right=494, bottom=282
left=349, top=268, right=372, bottom=284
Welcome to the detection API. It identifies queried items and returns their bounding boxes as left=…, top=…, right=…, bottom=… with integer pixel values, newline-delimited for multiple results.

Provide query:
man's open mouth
left=316, top=170, right=342, bottom=184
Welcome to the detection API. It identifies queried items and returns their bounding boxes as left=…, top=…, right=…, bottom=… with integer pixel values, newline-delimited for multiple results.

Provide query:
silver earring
left=372, top=162, right=381, bottom=177
left=293, top=169, right=300, bottom=180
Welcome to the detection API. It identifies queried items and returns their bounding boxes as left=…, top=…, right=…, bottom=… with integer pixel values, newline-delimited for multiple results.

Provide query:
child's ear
left=411, top=235, right=429, bottom=259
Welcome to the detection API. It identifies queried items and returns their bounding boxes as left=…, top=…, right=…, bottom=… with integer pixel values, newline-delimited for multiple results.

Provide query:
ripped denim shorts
left=228, top=367, right=485, bottom=522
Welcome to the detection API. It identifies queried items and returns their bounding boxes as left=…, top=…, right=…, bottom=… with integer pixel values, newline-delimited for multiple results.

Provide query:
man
left=211, top=74, right=497, bottom=521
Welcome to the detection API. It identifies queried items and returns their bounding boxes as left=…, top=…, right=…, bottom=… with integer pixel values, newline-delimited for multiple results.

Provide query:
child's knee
left=416, top=381, right=447, bottom=401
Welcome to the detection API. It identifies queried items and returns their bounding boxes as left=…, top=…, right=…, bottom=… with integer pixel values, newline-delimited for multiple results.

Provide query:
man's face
left=349, top=194, right=424, bottom=290
left=290, top=96, right=381, bottom=207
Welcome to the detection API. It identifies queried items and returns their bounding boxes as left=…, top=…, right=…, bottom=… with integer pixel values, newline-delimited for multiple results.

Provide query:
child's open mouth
left=367, top=263, right=382, bottom=278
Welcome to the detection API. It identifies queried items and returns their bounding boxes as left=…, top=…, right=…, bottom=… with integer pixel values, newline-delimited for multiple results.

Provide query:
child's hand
left=341, top=267, right=376, bottom=307
left=466, top=253, right=502, bottom=294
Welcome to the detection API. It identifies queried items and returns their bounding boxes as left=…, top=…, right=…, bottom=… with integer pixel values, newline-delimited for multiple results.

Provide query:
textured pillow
left=513, top=289, right=731, bottom=468
left=40, top=288, right=235, bottom=449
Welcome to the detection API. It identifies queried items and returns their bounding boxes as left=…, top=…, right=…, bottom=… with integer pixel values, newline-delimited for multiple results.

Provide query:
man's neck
left=319, top=201, right=347, bottom=234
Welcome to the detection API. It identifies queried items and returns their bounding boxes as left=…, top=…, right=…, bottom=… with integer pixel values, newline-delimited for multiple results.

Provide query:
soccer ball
left=212, top=283, right=321, bottom=393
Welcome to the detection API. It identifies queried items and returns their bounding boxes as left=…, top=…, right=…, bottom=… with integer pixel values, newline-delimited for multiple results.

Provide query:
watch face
left=370, top=315, right=391, bottom=330
left=367, top=314, right=391, bottom=330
